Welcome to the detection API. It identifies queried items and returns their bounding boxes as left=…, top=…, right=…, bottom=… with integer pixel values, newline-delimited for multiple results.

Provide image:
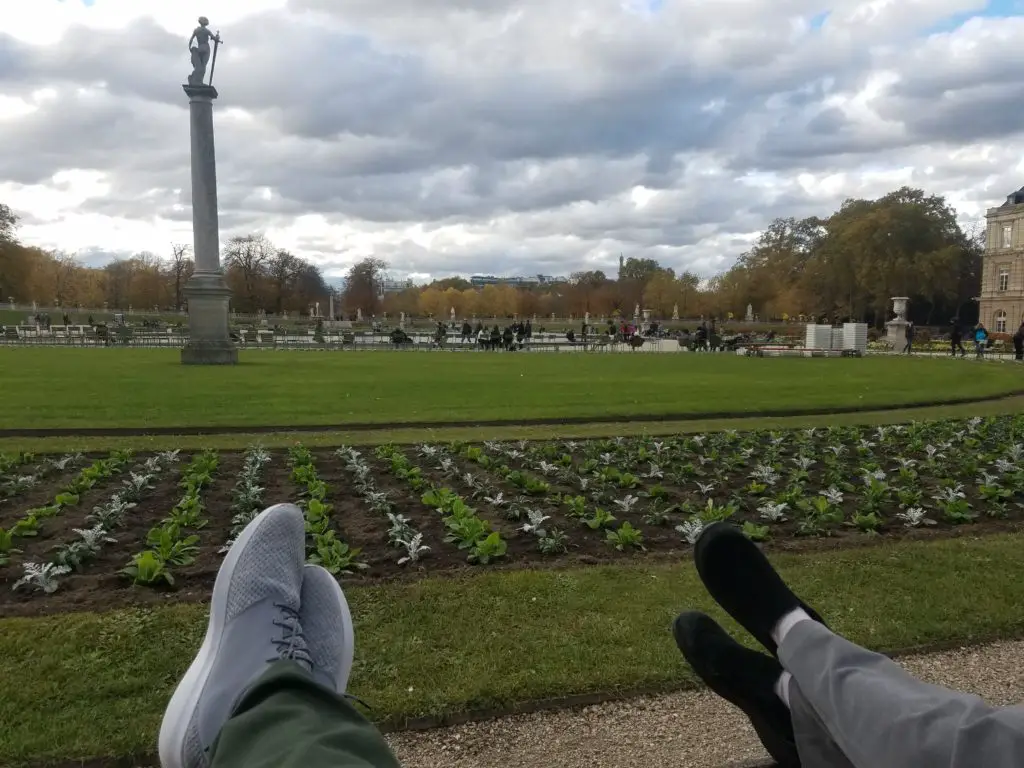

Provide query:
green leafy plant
left=538, top=528, right=569, bottom=555
left=850, top=511, right=884, bottom=533
left=606, top=522, right=645, bottom=551
left=582, top=507, right=616, bottom=530
left=698, top=498, right=737, bottom=523
left=0, top=527, right=21, bottom=565
left=444, top=515, right=490, bottom=549
left=120, top=550, right=175, bottom=587
left=468, top=531, right=507, bottom=564
left=146, top=526, right=200, bottom=566
left=308, top=531, right=367, bottom=575
left=740, top=521, right=770, bottom=541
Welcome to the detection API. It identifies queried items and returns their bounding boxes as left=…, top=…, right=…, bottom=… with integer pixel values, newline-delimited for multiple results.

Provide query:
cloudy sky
left=1, top=0, right=1022, bottom=282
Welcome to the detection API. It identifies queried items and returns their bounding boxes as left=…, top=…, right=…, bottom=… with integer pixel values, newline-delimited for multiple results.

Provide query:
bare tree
left=169, top=243, right=194, bottom=311
left=223, top=234, right=274, bottom=311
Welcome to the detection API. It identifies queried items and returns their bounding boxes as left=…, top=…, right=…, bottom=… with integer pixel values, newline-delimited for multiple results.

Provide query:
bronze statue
left=187, top=17, right=221, bottom=86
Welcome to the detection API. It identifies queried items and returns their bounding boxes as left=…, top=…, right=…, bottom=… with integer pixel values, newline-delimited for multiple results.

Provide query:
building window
left=999, top=265, right=1010, bottom=291
left=1003, top=224, right=1013, bottom=248
left=996, top=310, right=1008, bottom=333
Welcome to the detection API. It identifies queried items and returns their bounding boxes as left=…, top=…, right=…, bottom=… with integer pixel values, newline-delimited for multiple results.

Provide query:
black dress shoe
left=674, top=611, right=800, bottom=767
left=694, top=522, right=826, bottom=655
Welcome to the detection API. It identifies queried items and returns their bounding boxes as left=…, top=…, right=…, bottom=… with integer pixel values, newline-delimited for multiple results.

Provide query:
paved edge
left=371, top=631, right=1019, bottom=733
left=3, top=390, right=1024, bottom=438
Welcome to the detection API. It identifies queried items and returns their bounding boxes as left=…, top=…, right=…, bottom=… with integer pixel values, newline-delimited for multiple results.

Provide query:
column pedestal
left=182, top=272, right=237, bottom=364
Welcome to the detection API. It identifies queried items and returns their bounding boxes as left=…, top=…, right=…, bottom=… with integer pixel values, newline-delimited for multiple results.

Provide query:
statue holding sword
left=187, top=16, right=222, bottom=87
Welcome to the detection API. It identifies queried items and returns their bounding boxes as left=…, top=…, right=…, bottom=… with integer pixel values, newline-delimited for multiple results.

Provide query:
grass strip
left=3, top=534, right=1024, bottom=766
left=1, top=349, right=1021, bottom=430
left=1, top=395, right=1022, bottom=454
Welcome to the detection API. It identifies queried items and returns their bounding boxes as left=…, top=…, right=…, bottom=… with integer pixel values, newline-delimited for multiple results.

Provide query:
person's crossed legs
left=677, top=522, right=1024, bottom=768
left=159, top=503, right=400, bottom=768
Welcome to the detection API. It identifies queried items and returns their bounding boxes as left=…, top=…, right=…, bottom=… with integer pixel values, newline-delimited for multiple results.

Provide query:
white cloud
left=0, top=0, right=1022, bottom=281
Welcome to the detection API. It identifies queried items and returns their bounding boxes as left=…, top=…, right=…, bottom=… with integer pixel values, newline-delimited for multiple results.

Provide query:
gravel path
left=386, top=639, right=1024, bottom=768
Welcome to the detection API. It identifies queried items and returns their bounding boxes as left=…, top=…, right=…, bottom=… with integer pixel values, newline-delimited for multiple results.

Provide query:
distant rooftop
left=1002, top=186, right=1024, bottom=207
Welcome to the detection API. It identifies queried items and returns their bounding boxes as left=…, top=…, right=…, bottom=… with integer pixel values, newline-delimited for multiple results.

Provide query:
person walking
left=974, top=323, right=989, bottom=359
left=950, top=320, right=966, bottom=357
left=902, top=321, right=914, bottom=354
left=1013, top=322, right=1024, bottom=362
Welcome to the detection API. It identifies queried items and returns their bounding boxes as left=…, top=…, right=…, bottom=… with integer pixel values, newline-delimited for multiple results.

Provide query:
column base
left=181, top=342, right=238, bottom=365
left=182, top=272, right=238, bottom=366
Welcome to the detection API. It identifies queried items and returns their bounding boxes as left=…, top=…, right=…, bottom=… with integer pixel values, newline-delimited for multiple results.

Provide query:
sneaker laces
left=270, top=603, right=314, bottom=671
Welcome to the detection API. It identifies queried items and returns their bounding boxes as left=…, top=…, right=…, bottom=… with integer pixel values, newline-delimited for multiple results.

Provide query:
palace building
left=979, top=186, right=1024, bottom=334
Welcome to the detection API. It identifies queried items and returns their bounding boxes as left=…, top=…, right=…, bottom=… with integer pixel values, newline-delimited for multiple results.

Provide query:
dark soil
left=2, top=445, right=1022, bottom=619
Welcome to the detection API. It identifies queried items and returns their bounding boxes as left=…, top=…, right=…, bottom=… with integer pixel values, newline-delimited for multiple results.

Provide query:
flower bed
left=2, top=415, right=1023, bottom=617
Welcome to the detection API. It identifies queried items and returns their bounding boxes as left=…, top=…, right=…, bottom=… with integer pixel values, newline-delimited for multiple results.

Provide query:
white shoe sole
left=303, top=564, right=356, bottom=691
left=157, top=503, right=302, bottom=768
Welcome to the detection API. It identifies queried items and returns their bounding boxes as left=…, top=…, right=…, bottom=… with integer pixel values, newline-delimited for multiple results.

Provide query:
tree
left=642, top=271, right=678, bottom=316
left=267, top=249, right=302, bottom=314
left=382, top=287, right=420, bottom=317
left=342, top=257, right=387, bottom=316
left=103, top=259, right=135, bottom=309
left=567, top=270, right=606, bottom=314
left=619, top=258, right=662, bottom=284
left=169, top=244, right=194, bottom=311
left=223, top=234, right=274, bottom=311
left=50, top=252, right=79, bottom=306
left=418, top=286, right=446, bottom=317
left=0, top=203, right=18, bottom=245
left=619, top=258, right=662, bottom=309
left=676, top=272, right=700, bottom=317
left=430, top=277, right=471, bottom=291
left=293, top=263, right=331, bottom=312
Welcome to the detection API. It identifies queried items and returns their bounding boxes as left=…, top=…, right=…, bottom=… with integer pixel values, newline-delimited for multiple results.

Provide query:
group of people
left=446, top=320, right=534, bottom=351
left=944, top=321, right=989, bottom=358
left=942, top=320, right=1024, bottom=360
left=897, top=319, right=1024, bottom=361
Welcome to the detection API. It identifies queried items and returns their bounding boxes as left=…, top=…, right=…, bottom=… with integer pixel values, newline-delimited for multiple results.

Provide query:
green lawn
left=2, top=395, right=1024, bottom=454
left=0, top=349, right=1020, bottom=430
left=3, top=534, right=1024, bottom=766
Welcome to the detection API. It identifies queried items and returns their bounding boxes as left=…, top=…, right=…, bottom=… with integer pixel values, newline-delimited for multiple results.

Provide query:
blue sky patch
left=925, top=0, right=1022, bottom=34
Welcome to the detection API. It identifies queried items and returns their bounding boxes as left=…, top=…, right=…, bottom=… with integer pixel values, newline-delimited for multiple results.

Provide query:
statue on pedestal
left=188, top=17, right=221, bottom=86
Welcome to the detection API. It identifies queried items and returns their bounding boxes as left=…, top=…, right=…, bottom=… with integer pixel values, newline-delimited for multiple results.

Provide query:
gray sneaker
left=158, top=503, right=309, bottom=768
left=300, top=564, right=355, bottom=693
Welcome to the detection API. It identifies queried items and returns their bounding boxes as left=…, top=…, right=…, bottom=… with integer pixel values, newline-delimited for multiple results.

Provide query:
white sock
left=775, top=670, right=792, bottom=708
left=771, top=607, right=812, bottom=646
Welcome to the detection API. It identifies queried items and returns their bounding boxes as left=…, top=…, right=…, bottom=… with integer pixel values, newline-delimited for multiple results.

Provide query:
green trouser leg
left=210, top=661, right=402, bottom=768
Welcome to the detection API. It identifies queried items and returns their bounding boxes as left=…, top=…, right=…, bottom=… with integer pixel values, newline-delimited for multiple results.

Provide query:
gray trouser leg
left=780, top=620, right=1024, bottom=768
left=787, top=679, right=855, bottom=767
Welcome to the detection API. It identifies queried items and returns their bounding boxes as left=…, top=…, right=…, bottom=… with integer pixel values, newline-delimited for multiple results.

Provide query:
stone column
left=181, top=83, right=237, bottom=365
